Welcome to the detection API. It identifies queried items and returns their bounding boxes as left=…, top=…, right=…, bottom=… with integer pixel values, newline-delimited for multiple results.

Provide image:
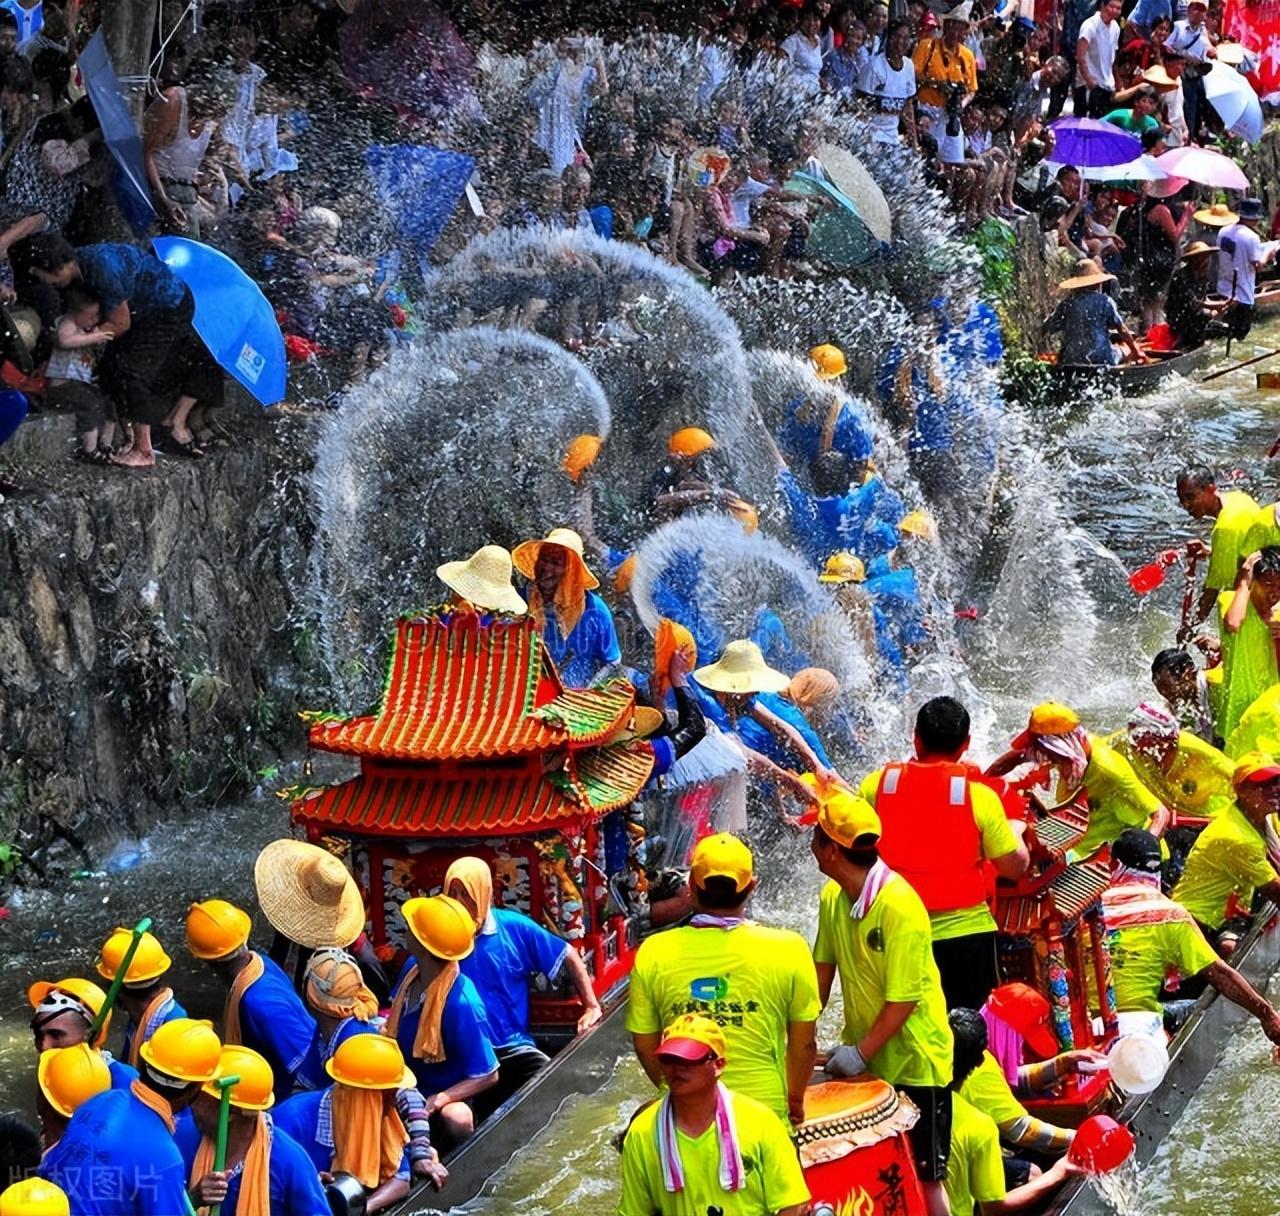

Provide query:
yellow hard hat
left=96, top=927, right=172, bottom=985
left=0, top=1179, right=70, bottom=1216
left=401, top=894, right=476, bottom=961
left=563, top=434, right=604, bottom=483
left=614, top=553, right=637, bottom=595
left=138, top=1018, right=222, bottom=1085
left=201, top=1045, right=275, bottom=1110
left=326, top=1033, right=416, bottom=1091
left=668, top=427, right=715, bottom=459
left=27, top=978, right=111, bottom=1047
left=817, top=789, right=882, bottom=848
left=186, top=899, right=252, bottom=960
left=809, top=343, right=848, bottom=380
left=690, top=833, right=754, bottom=893
left=658, top=1013, right=727, bottom=1062
left=37, top=1044, right=111, bottom=1118
left=818, top=552, right=866, bottom=584
left=899, top=509, right=938, bottom=542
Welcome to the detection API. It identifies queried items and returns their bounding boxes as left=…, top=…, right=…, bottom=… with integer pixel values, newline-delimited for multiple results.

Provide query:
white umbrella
left=1081, top=155, right=1168, bottom=183
left=1203, top=61, right=1264, bottom=143
left=1154, top=146, right=1250, bottom=191
left=818, top=142, right=893, bottom=242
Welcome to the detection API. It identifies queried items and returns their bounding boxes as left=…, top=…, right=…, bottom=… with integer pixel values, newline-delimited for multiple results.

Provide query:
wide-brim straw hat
left=254, top=840, right=365, bottom=949
left=1059, top=258, right=1115, bottom=291
left=694, top=639, right=792, bottom=694
left=603, top=705, right=666, bottom=744
left=436, top=545, right=528, bottom=615
left=511, top=527, right=600, bottom=590
left=1193, top=202, right=1238, bottom=227
left=1182, top=240, right=1218, bottom=260
left=1215, top=41, right=1245, bottom=67
left=1141, top=65, right=1178, bottom=91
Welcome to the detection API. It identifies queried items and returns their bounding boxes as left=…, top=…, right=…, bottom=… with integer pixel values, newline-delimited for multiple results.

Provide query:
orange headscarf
left=444, top=857, right=494, bottom=929
left=383, top=963, right=457, bottom=1064
left=190, top=1112, right=271, bottom=1216
left=330, top=1085, right=408, bottom=1189
left=526, top=557, right=591, bottom=636
left=304, top=950, right=379, bottom=1022
left=125, top=988, right=176, bottom=1069
left=222, top=952, right=265, bottom=1047
left=785, top=668, right=840, bottom=717
left=653, top=619, right=698, bottom=704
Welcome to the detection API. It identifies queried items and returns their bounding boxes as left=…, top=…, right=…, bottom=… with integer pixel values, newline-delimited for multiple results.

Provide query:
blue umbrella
left=79, top=31, right=156, bottom=237
left=152, top=238, right=286, bottom=406
left=1047, top=118, right=1142, bottom=168
left=0, top=389, right=28, bottom=447
left=786, top=171, right=881, bottom=269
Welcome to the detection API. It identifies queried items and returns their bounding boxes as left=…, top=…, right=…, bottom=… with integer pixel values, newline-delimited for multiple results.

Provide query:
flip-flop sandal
left=73, top=447, right=112, bottom=466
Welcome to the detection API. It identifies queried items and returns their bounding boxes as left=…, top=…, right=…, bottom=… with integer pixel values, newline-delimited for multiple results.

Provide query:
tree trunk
left=98, top=0, right=158, bottom=83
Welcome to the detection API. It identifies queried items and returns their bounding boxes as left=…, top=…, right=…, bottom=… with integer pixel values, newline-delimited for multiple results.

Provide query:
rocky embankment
left=0, top=405, right=319, bottom=878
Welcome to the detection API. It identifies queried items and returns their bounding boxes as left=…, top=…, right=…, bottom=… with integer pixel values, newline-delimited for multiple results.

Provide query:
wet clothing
left=619, top=1089, right=810, bottom=1216
left=1107, top=914, right=1218, bottom=1012
left=628, top=920, right=821, bottom=1122
left=777, top=469, right=903, bottom=566
left=1205, top=491, right=1261, bottom=594
left=388, top=960, right=498, bottom=1096
left=1226, top=684, right=1280, bottom=759
left=1173, top=803, right=1277, bottom=930
left=777, top=396, right=874, bottom=466
left=228, top=953, right=318, bottom=1102
left=1216, top=589, right=1279, bottom=742
left=1068, top=736, right=1165, bottom=860
left=736, top=692, right=833, bottom=771
left=41, top=1086, right=188, bottom=1215
left=813, top=872, right=953, bottom=1088
left=1043, top=290, right=1125, bottom=366
left=944, top=1093, right=1007, bottom=1216
left=107, top=1057, right=139, bottom=1090
left=1109, top=730, right=1235, bottom=821
left=274, top=1086, right=411, bottom=1182
left=1243, top=502, right=1280, bottom=556
left=538, top=589, right=622, bottom=688
left=76, top=243, right=186, bottom=318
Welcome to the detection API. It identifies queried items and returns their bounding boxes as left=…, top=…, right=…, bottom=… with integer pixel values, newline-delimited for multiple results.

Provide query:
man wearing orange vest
left=860, top=697, right=1030, bottom=1010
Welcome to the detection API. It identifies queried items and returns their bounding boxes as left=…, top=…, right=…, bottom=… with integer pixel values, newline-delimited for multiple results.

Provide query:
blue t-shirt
left=777, top=470, right=904, bottom=566
left=107, top=1057, right=138, bottom=1090
left=1127, top=0, right=1171, bottom=29
left=461, top=909, right=569, bottom=1050
left=42, top=1087, right=189, bottom=1215
left=177, top=1115, right=329, bottom=1216
left=237, top=955, right=318, bottom=1102
left=1045, top=290, right=1125, bottom=367
left=274, top=1088, right=409, bottom=1181
left=121, top=995, right=188, bottom=1064
left=539, top=589, right=622, bottom=688
left=388, top=962, right=499, bottom=1095
left=296, top=1016, right=378, bottom=1092
left=777, top=396, right=874, bottom=466
left=76, top=243, right=187, bottom=318
left=751, top=691, right=833, bottom=767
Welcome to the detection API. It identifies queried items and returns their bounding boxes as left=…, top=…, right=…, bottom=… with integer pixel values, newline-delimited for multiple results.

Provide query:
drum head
left=0, top=302, right=39, bottom=375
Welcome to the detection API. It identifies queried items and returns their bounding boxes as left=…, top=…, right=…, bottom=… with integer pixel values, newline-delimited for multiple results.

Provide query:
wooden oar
left=1201, top=345, right=1280, bottom=384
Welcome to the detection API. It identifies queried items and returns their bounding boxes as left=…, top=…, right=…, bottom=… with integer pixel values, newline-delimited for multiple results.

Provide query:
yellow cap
left=27, top=978, right=111, bottom=1047
left=401, top=894, right=476, bottom=961
left=658, top=1013, right=727, bottom=1061
left=37, top=1045, right=111, bottom=1118
left=96, top=928, right=172, bottom=985
left=1027, top=702, right=1080, bottom=737
left=614, top=553, right=637, bottom=595
left=817, top=789, right=882, bottom=848
left=563, top=433, right=604, bottom=483
left=899, top=509, right=937, bottom=541
left=201, top=1045, right=275, bottom=1110
left=0, top=1179, right=70, bottom=1216
left=668, top=427, right=716, bottom=458
left=690, top=833, right=754, bottom=893
left=138, top=1018, right=222, bottom=1085
left=326, top=1033, right=416, bottom=1090
left=809, top=343, right=848, bottom=380
left=1232, top=751, right=1280, bottom=788
left=818, top=552, right=866, bottom=584
left=186, top=900, right=252, bottom=960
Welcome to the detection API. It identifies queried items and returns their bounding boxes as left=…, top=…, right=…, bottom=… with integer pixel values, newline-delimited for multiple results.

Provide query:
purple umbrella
left=1047, top=118, right=1142, bottom=168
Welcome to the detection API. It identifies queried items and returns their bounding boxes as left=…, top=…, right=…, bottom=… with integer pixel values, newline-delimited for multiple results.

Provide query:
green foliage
left=968, top=219, right=1018, bottom=303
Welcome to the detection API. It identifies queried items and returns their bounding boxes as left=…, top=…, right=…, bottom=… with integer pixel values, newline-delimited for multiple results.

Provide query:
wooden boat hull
left=1048, top=343, right=1210, bottom=395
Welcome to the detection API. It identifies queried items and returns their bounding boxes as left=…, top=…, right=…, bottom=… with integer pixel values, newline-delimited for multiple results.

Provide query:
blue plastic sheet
left=0, top=389, right=27, bottom=447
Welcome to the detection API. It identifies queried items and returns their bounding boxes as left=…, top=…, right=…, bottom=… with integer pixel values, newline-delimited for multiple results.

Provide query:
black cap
left=1112, top=828, right=1162, bottom=873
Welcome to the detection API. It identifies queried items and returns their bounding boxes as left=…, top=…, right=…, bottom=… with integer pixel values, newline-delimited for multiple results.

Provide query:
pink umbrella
left=1154, top=146, right=1250, bottom=191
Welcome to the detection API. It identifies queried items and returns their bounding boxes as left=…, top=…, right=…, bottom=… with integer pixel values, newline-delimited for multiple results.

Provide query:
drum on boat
left=797, top=1079, right=926, bottom=1216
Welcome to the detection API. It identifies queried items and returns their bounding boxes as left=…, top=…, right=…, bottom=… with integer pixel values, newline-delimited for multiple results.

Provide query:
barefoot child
left=46, top=284, right=115, bottom=463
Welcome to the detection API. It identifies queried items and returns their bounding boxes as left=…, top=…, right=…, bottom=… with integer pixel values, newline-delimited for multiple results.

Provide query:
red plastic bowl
left=1069, top=1115, right=1136, bottom=1174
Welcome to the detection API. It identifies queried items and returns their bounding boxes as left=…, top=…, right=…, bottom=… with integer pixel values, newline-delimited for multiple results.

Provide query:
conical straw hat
left=254, top=840, right=365, bottom=949
left=694, top=640, right=791, bottom=694
left=436, top=545, right=527, bottom=615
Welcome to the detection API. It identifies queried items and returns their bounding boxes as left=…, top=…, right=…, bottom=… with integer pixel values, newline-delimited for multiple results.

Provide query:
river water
left=2, top=320, right=1279, bottom=1213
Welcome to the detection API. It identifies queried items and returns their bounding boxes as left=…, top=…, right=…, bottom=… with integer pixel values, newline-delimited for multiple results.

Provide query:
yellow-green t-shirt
left=1172, top=803, right=1277, bottom=929
left=627, top=922, right=822, bottom=1121
left=1216, top=590, right=1279, bottom=742
left=945, top=1093, right=1007, bottom=1216
left=1069, top=737, right=1164, bottom=861
left=1109, top=730, right=1235, bottom=821
left=812, top=874, right=953, bottom=1087
left=1206, top=490, right=1261, bottom=592
left=957, top=1049, right=1028, bottom=1132
left=1107, top=918, right=1218, bottom=1013
left=618, top=1089, right=811, bottom=1216
left=1226, top=683, right=1280, bottom=759
left=859, top=768, right=1018, bottom=941
left=1242, top=501, right=1280, bottom=557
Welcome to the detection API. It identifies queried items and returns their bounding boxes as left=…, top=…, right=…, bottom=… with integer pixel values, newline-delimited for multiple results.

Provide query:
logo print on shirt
left=690, top=976, right=730, bottom=1002
left=866, top=927, right=885, bottom=952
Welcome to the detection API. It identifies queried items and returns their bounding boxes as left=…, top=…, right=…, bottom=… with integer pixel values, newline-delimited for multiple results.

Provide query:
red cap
left=986, top=982, right=1060, bottom=1059
left=921, top=10, right=940, bottom=26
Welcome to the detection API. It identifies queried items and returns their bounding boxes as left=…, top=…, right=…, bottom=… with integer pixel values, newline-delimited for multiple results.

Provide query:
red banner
left=1222, top=0, right=1280, bottom=99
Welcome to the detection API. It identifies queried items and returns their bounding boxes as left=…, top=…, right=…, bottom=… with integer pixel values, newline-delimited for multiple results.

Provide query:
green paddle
left=209, top=1073, right=241, bottom=1216
left=88, top=916, right=152, bottom=1043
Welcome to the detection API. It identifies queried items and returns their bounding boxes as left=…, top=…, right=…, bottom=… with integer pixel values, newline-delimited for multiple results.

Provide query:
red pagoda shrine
left=291, top=611, right=656, bottom=1022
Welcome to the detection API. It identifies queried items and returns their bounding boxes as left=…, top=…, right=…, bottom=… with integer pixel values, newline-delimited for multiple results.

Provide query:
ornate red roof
left=292, top=743, right=655, bottom=837
left=309, top=615, right=635, bottom=762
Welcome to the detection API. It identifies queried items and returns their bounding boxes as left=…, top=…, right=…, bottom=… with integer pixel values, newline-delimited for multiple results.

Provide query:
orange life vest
left=875, top=760, right=986, bottom=913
